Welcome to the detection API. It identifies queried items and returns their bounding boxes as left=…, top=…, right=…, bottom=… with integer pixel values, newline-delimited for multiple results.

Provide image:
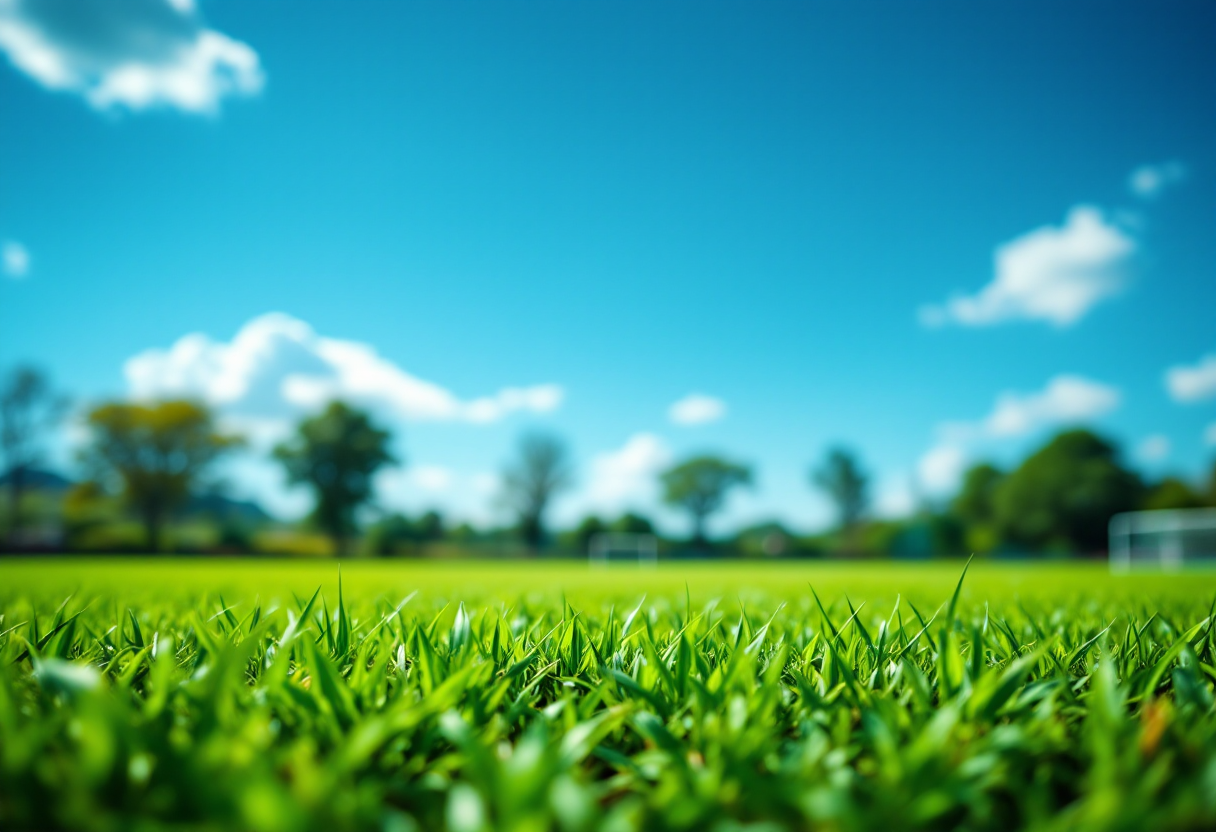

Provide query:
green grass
left=3, top=558, right=1216, bottom=831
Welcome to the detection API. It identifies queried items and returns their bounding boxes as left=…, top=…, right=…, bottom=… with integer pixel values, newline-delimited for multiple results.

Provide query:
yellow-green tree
left=81, top=400, right=242, bottom=552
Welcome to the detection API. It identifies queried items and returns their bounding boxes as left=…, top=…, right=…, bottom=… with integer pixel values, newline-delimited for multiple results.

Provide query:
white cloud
left=125, top=312, right=564, bottom=424
left=1206, top=422, right=1216, bottom=447
left=983, top=375, right=1120, bottom=438
left=1128, top=161, right=1186, bottom=199
left=920, top=206, right=1134, bottom=328
left=917, top=444, right=967, bottom=496
left=577, top=433, right=672, bottom=515
left=2, top=240, right=29, bottom=277
left=1166, top=354, right=1216, bottom=403
left=874, top=474, right=916, bottom=517
left=668, top=393, right=726, bottom=426
left=1135, top=434, right=1170, bottom=463
left=410, top=465, right=455, bottom=493
left=0, top=0, right=263, bottom=114
left=916, top=374, right=1120, bottom=495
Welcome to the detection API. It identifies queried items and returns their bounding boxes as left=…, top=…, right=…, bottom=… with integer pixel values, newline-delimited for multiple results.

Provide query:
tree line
left=2, top=364, right=1214, bottom=556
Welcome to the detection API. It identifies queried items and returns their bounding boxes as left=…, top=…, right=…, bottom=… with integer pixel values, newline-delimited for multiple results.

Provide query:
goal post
left=589, top=532, right=658, bottom=566
left=1109, top=508, right=1216, bottom=572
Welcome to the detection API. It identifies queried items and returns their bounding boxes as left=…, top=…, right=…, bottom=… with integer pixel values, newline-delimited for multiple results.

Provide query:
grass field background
left=5, top=557, right=1215, bottom=608
left=5, top=557, right=1216, bottom=832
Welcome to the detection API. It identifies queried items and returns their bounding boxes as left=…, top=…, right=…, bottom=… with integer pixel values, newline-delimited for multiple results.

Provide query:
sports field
left=3, top=558, right=1216, bottom=831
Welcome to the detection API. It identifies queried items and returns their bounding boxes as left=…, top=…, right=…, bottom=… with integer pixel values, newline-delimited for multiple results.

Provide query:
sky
left=1, top=0, right=1214, bottom=534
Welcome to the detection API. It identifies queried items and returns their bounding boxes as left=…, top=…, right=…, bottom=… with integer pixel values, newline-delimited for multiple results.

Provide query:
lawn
left=3, top=557, right=1216, bottom=831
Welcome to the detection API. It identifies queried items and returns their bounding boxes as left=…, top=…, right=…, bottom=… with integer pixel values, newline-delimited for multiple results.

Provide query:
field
left=3, top=558, right=1216, bottom=832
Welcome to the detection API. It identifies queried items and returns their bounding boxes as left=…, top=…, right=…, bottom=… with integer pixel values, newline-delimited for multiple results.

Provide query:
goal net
left=589, top=532, right=658, bottom=566
left=1109, top=508, right=1216, bottom=572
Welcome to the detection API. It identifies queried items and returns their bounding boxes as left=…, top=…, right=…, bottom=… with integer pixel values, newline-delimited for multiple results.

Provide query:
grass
left=3, top=557, right=1216, bottom=831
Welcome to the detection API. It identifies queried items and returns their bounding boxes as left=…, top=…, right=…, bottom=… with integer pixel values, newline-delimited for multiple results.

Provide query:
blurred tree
left=660, top=455, right=751, bottom=548
left=1142, top=477, right=1206, bottom=511
left=0, top=365, right=68, bottom=545
left=811, top=447, right=869, bottom=532
left=365, top=510, right=443, bottom=556
left=274, top=402, right=395, bottom=556
left=993, top=429, right=1143, bottom=554
left=952, top=463, right=1005, bottom=554
left=613, top=512, right=655, bottom=535
left=952, top=463, right=1004, bottom=526
left=573, top=515, right=606, bottom=555
left=81, top=400, right=241, bottom=552
left=500, top=432, right=573, bottom=552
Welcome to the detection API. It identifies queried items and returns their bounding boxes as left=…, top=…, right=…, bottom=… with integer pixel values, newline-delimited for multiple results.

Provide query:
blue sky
left=1, top=0, right=1214, bottom=533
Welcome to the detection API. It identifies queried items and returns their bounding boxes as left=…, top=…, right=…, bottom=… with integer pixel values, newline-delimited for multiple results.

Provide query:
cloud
left=982, top=375, right=1120, bottom=438
left=410, top=465, right=456, bottom=493
left=917, top=444, right=967, bottom=496
left=1, top=240, right=28, bottom=277
left=577, top=433, right=672, bottom=515
left=1166, top=353, right=1216, bottom=403
left=125, top=312, right=564, bottom=424
left=1135, top=435, right=1170, bottom=463
left=668, top=393, right=726, bottom=426
left=920, top=206, right=1135, bottom=328
left=916, top=374, right=1120, bottom=494
left=874, top=473, right=916, bottom=517
left=0, top=0, right=263, bottom=114
left=1128, top=161, right=1187, bottom=199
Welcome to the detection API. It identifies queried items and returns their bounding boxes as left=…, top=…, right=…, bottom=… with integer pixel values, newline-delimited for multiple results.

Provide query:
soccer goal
left=1109, top=508, right=1216, bottom=572
left=589, top=532, right=658, bottom=566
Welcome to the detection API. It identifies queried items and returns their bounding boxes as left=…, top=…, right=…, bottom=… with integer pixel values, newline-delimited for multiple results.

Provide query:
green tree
left=993, top=429, right=1143, bottom=554
left=1142, top=477, right=1206, bottom=511
left=811, top=447, right=868, bottom=532
left=613, top=512, right=655, bottom=535
left=81, top=400, right=241, bottom=552
left=0, top=365, right=68, bottom=545
left=274, top=402, right=396, bottom=555
left=952, top=463, right=1005, bottom=553
left=660, top=455, right=751, bottom=548
left=500, top=432, right=573, bottom=552
left=365, top=510, right=444, bottom=556
left=572, top=515, right=607, bottom=555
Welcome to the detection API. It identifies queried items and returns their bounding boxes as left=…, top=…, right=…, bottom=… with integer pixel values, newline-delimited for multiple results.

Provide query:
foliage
left=660, top=455, right=751, bottom=546
left=0, top=365, right=68, bottom=544
left=4, top=561, right=1216, bottom=831
left=80, top=400, right=241, bottom=552
left=811, top=446, right=869, bottom=532
left=500, top=432, right=574, bottom=552
left=612, top=513, right=655, bottom=535
left=275, top=402, right=396, bottom=555
left=366, top=511, right=447, bottom=556
left=1142, top=477, right=1207, bottom=512
left=993, top=430, right=1143, bottom=554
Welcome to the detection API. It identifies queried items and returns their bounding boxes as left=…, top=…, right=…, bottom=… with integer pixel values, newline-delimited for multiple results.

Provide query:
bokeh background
left=1, top=0, right=1214, bottom=558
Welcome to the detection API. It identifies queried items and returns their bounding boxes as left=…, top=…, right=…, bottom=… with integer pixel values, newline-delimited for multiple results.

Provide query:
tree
left=1142, top=477, right=1206, bottom=511
left=811, top=447, right=869, bottom=531
left=613, top=512, right=655, bottom=535
left=573, top=515, right=607, bottom=555
left=81, top=400, right=240, bottom=552
left=366, top=510, right=444, bottom=556
left=500, top=432, right=573, bottom=552
left=274, top=401, right=395, bottom=555
left=952, top=463, right=1004, bottom=526
left=0, top=365, right=67, bottom=545
left=660, top=455, right=751, bottom=548
left=993, top=429, right=1143, bottom=554
left=952, top=463, right=1005, bottom=553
